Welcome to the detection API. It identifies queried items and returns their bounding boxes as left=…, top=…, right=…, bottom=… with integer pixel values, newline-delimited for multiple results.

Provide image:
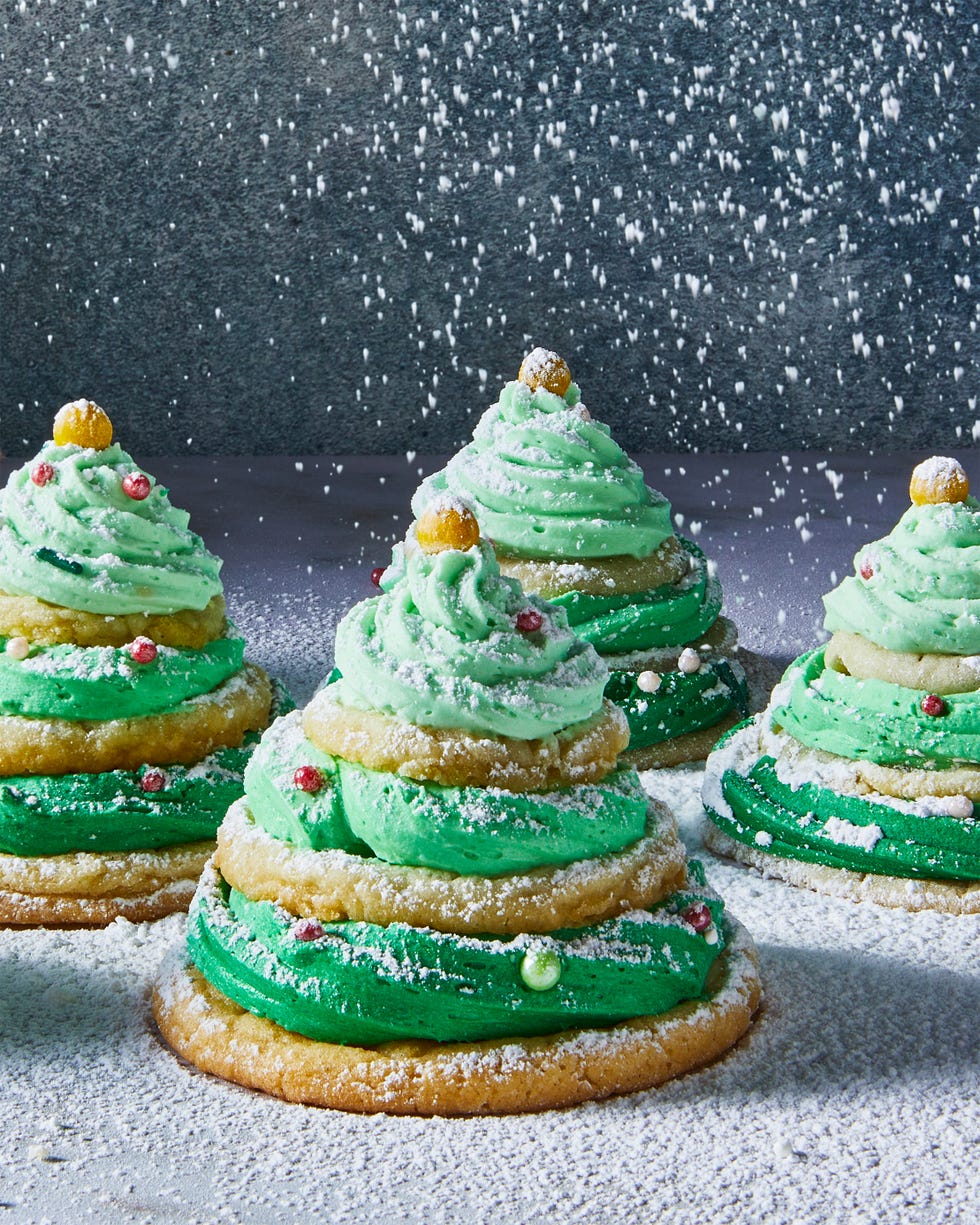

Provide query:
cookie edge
left=151, top=916, right=761, bottom=1116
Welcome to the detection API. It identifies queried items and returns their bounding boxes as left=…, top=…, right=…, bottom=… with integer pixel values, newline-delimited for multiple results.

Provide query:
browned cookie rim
left=302, top=694, right=628, bottom=791
left=215, top=799, right=688, bottom=935
left=0, top=663, right=272, bottom=776
left=152, top=917, right=760, bottom=1116
left=0, top=839, right=212, bottom=926
left=703, top=821, right=980, bottom=914
left=0, top=589, right=227, bottom=649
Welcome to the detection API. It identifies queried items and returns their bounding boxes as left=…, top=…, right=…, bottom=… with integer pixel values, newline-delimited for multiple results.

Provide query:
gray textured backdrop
left=1, top=0, right=977, bottom=456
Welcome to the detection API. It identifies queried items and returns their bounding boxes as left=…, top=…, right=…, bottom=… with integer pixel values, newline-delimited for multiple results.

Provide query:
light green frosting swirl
left=772, top=647, right=980, bottom=768
left=332, top=535, right=609, bottom=738
left=0, top=632, right=244, bottom=720
left=0, top=441, right=223, bottom=614
left=823, top=498, right=980, bottom=654
left=244, top=711, right=648, bottom=874
left=412, top=379, right=673, bottom=559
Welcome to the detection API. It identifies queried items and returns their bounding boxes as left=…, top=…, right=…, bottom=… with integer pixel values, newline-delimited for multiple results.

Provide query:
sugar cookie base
left=496, top=536, right=688, bottom=597
left=0, top=589, right=227, bottom=649
left=152, top=918, right=760, bottom=1116
left=303, top=695, right=628, bottom=791
left=214, top=798, right=688, bottom=935
left=0, top=663, right=272, bottom=776
left=0, top=840, right=213, bottom=926
left=703, top=822, right=980, bottom=914
left=826, top=631, right=980, bottom=696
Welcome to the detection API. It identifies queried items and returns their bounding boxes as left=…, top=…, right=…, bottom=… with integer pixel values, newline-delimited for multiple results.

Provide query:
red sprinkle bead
left=681, top=902, right=713, bottom=933
left=516, top=608, right=543, bottom=633
left=140, top=769, right=166, bottom=793
left=122, top=472, right=151, bottom=501
left=31, top=462, right=55, bottom=487
left=370, top=566, right=385, bottom=587
left=859, top=558, right=875, bottom=580
left=128, top=636, right=158, bottom=664
left=293, top=764, right=324, bottom=793
left=921, top=694, right=947, bottom=717
left=292, top=918, right=325, bottom=942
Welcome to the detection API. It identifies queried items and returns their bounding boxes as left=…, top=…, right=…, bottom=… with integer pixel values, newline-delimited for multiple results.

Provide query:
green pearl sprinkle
left=520, top=946, right=562, bottom=992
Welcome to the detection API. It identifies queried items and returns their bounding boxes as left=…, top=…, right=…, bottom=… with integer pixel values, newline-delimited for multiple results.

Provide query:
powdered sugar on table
left=1, top=453, right=978, bottom=1222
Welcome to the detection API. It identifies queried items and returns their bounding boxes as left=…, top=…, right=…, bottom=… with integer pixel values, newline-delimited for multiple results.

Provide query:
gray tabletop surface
left=1, top=450, right=978, bottom=1225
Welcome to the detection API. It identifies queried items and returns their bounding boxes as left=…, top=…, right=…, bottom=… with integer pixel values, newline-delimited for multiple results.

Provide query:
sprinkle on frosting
left=52, top=399, right=113, bottom=450
left=415, top=500, right=481, bottom=554
left=518, top=348, right=572, bottom=397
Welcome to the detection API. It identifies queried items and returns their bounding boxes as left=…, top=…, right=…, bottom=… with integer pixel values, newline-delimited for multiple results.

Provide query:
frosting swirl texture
left=0, top=441, right=223, bottom=614
left=413, top=379, right=673, bottom=559
left=331, top=535, right=609, bottom=738
left=823, top=499, right=980, bottom=655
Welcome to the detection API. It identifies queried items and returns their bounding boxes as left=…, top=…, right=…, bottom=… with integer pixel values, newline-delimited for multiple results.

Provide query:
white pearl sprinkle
left=678, top=647, right=702, bottom=674
left=636, top=670, right=661, bottom=693
left=943, top=794, right=974, bottom=819
left=5, top=637, right=30, bottom=660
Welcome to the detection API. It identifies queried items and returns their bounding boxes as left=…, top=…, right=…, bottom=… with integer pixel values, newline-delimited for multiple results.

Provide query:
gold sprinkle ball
left=52, top=400, right=113, bottom=450
left=416, top=503, right=481, bottom=554
left=909, top=456, right=969, bottom=506
left=518, top=348, right=572, bottom=397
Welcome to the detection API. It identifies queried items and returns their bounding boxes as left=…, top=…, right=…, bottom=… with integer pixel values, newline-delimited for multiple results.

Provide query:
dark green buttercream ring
left=186, top=869, right=726, bottom=1046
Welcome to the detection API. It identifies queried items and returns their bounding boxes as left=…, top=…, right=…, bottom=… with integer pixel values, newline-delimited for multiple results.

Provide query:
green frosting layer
left=337, top=761, right=648, bottom=874
left=0, top=739, right=253, bottom=856
left=823, top=498, right=980, bottom=655
left=332, top=537, right=608, bottom=739
left=773, top=647, right=980, bottom=768
left=606, top=658, right=748, bottom=751
left=242, top=712, right=367, bottom=855
left=0, top=633, right=244, bottom=720
left=551, top=539, right=721, bottom=654
left=704, top=723, right=980, bottom=880
left=412, top=379, right=673, bottom=560
left=187, top=866, right=726, bottom=1045
left=245, top=710, right=648, bottom=874
left=0, top=681, right=293, bottom=856
left=0, top=441, right=223, bottom=614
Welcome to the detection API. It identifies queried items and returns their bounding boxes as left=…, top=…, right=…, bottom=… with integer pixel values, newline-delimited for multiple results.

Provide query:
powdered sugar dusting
left=3, top=453, right=979, bottom=1220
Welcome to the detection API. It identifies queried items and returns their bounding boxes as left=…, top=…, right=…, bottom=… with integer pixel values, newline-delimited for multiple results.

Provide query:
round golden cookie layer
left=844, top=759, right=980, bottom=802
left=497, top=535, right=689, bottom=598
left=704, top=821, right=980, bottom=915
left=623, top=710, right=743, bottom=771
left=302, top=695, right=628, bottom=791
left=215, top=798, right=687, bottom=935
left=0, top=590, right=227, bottom=649
left=759, top=721, right=980, bottom=802
left=826, top=631, right=980, bottom=696
left=0, top=840, right=212, bottom=925
left=152, top=918, right=760, bottom=1116
left=0, top=663, right=272, bottom=776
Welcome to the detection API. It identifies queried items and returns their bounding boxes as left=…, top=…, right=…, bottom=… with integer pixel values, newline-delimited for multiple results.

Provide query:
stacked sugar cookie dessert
left=0, top=401, right=275, bottom=924
left=154, top=502, right=759, bottom=1115
left=703, top=457, right=980, bottom=912
left=412, top=350, right=748, bottom=767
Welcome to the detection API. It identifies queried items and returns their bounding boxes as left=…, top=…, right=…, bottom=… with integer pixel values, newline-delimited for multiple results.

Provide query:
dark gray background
left=1, top=0, right=977, bottom=457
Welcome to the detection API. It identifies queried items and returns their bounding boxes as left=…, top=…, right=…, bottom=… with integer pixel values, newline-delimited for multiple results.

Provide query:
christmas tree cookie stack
left=154, top=502, right=759, bottom=1116
left=704, top=457, right=980, bottom=912
left=0, top=400, right=275, bottom=923
left=412, top=350, right=748, bottom=768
